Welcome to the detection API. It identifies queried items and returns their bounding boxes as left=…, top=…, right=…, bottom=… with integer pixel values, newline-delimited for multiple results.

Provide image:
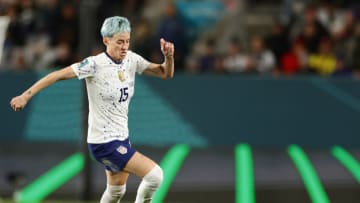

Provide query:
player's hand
left=10, top=95, right=28, bottom=111
left=160, top=38, right=174, bottom=57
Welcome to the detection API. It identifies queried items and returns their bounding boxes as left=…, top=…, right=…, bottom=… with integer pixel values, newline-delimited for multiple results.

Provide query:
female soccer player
left=10, top=16, right=174, bottom=203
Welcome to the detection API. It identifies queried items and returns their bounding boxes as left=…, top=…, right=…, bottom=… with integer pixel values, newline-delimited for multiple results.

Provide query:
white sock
left=135, top=165, right=163, bottom=203
left=100, top=184, right=126, bottom=203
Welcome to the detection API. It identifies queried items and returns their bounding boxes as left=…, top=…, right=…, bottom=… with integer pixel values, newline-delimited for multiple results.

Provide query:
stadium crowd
left=187, top=0, right=360, bottom=77
left=1, top=0, right=360, bottom=78
left=0, top=0, right=149, bottom=71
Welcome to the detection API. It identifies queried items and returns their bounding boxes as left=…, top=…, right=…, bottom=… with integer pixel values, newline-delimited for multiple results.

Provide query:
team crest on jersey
left=118, top=70, right=125, bottom=81
left=117, top=145, right=128, bottom=154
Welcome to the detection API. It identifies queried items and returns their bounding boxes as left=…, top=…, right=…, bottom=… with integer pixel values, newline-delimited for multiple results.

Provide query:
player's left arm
left=143, top=38, right=174, bottom=80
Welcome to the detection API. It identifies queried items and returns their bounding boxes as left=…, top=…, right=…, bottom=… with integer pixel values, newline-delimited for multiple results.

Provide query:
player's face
left=104, top=32, right=130, bottom=61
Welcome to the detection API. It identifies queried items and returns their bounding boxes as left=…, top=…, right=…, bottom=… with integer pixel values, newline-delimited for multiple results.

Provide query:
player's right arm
left=10, top=66, right=76, bottom=111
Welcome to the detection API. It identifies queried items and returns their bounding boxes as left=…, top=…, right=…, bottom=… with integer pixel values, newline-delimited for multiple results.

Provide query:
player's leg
left=88, top=139, right=135, bottom=203
left=123, top=152, right=163, bottom=203
left=100, top=170, right=129, bottom=203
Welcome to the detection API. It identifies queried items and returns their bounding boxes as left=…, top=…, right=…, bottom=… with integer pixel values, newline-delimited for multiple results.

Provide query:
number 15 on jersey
left=119, top=87, right=128, bottom=102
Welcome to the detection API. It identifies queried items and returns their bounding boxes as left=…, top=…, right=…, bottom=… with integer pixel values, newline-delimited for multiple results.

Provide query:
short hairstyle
left=100, top=16, right=131, bottom=37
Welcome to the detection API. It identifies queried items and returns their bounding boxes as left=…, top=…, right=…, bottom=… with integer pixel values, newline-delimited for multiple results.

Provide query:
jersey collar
left=105, top=51, right=122, bottom=65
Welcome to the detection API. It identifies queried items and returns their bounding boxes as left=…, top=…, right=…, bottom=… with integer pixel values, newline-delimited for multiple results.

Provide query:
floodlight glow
left=16, top=153, right=84, bottom=203
left=235, top=144, right=255, bottom=203
left=152, top=144, right=190, bottom=203
left=288, top=145, right=329, bottom=203
left=331, top=146, right=360, bottom=183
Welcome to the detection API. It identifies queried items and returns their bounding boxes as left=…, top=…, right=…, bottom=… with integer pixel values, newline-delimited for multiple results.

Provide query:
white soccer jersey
left=71, top=51, right=150, bottom=143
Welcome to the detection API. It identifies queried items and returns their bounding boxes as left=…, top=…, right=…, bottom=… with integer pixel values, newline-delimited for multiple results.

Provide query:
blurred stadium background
left=1, top=0, right=360, bottom=203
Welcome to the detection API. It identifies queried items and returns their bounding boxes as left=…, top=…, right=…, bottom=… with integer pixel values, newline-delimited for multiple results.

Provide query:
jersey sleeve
left=133, top=52, right=151, bottom=74
left=70, top=56, right=96, bottom=79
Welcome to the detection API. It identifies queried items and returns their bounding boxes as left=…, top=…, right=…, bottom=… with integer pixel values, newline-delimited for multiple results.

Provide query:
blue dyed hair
left=100, top=16, right=131, bottom=37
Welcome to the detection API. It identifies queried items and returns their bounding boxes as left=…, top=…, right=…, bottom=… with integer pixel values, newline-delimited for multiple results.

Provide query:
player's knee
left=152, top=165, right=163, bottom=188
left=107, top=184, right=126, bottom=198
left=143, top=165, right=163, bottom=188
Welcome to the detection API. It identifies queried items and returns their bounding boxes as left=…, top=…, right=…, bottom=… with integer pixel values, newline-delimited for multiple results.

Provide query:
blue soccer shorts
left=88, top=139, right=136, bottom=172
